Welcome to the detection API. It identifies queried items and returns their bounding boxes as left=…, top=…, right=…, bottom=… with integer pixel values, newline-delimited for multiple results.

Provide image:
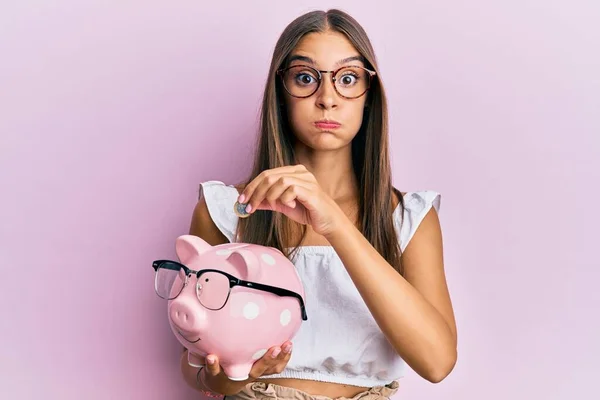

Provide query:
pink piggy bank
left=152, top=234, right=308, bottom=381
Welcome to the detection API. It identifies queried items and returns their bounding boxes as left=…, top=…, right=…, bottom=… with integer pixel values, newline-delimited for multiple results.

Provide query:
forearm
left=180, top=350, right=251, bottom=396
left=325, top=215, right=456, bottom=382
left=180, top=352, right=207, bottom=392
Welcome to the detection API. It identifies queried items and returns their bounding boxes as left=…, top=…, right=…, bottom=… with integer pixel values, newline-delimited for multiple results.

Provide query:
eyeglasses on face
left=276, top=64, right=377, bottom=99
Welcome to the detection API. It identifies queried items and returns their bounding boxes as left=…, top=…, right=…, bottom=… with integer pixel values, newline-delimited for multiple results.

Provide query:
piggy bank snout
left=169, top=298, right=205, bottom=332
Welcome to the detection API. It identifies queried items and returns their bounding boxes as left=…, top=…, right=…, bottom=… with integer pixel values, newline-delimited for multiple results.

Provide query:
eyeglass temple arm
left=238, top=279, right=308, bottom=321
left=152, top=260, right=191, bottom=274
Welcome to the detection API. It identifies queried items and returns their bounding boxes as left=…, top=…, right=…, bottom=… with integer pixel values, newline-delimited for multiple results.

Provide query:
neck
left=293, top=143, right=359, bottom=202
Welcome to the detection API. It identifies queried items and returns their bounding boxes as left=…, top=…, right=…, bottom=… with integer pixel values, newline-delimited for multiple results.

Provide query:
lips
left=314, top=120, right=341, bottom=130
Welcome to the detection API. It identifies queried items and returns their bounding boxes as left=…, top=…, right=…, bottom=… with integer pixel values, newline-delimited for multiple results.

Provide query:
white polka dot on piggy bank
left=261, top=253, right=276, bottom=265
left=164, top=236, right=307, bottom=382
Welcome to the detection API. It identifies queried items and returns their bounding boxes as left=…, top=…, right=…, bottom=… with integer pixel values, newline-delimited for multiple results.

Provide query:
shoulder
left=189, top=180, right=244, bottom=245
left=392, top=189, right=442, bottom=252
left=398, top=190, right=441, bottom=216
left=189, top=193, right=229, bottom=246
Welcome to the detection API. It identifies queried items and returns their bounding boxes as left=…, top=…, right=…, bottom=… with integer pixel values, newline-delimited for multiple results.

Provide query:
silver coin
left=233, top=201, right=251, bottom=218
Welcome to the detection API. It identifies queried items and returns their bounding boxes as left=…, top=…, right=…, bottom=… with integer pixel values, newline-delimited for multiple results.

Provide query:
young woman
left=181, top=9, right=457, bottom=400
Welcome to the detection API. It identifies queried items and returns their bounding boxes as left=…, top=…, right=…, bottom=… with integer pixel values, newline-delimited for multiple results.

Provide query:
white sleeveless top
left=199, top=180, right=441, bottom=388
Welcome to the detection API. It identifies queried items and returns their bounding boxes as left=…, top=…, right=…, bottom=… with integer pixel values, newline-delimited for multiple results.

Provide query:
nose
left=316, top=73, right=338, bottom=110
left=169, top=297, right=205, bottom=332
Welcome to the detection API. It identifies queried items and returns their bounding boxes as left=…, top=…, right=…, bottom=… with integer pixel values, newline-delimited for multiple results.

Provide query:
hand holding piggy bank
left=152, top=235, right=308, bottom=381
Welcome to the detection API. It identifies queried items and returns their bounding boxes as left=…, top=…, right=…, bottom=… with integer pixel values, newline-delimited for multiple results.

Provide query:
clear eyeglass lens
left=196, top=271, right=231, bottom=310
left=155, top=263, right=186, bottom=299
left=334, top=66, right=369, bottom=97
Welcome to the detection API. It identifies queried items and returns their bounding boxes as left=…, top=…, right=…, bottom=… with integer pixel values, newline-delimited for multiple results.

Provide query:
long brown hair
left=235, top=9, right=406, bottom=274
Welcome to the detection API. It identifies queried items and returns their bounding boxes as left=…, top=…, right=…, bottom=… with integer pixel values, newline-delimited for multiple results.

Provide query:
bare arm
left=325, top=204, right=457, bottom=383
left=233, top=166, right=457, bottom=383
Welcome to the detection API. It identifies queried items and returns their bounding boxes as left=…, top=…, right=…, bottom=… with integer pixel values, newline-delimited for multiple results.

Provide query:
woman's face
left=282, top=31, right=369, bottom=151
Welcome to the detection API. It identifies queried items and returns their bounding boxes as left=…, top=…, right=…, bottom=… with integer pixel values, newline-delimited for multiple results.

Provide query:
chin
left=303, top=135, right=352, bottom=151
left=292, top=125, right=357, bottom=150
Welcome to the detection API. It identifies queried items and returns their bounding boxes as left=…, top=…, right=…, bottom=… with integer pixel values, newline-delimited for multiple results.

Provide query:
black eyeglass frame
left=276, top=64, right=377, bottom=99
left=152, top=259, right=308, bottom=321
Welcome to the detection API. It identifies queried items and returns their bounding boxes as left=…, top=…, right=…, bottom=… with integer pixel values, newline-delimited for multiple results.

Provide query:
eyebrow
left=287, top=54, right=365, bottom=68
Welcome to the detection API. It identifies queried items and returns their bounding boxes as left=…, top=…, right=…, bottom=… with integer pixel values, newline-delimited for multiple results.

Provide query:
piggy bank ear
left=226, top=249, right=262, bottom=281
left=175, top=235, right=212, bottom=264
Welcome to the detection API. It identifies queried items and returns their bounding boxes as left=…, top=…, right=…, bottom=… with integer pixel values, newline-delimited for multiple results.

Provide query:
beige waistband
left=226, top=380, right=399, bottom=400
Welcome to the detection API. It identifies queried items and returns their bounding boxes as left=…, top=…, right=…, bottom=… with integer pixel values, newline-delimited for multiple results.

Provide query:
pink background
left=1, top=1, right=598, bottom=399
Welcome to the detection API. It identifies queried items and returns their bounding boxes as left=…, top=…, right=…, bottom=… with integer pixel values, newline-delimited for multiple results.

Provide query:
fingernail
left=283, top=344, right=292, bottom=354
left=271, top=347, right=281, bottom=358
left=207, top=356, right=215, bottom=365
left=245, top=204, right=253, bottom=213
left=238, top=194, right=245, bottom=203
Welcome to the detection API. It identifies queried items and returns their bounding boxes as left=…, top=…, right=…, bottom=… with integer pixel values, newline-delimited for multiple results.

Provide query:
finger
left=261, top=176, right=290, bottom=211
left=204, top=354, right=221, bottom=377
left=267, top=342, right=292, bottom=366
left=246, top=173, right=303, bottom=214
left=238, top=168, right=287, bottom=203
left=262, top=346, right=283, bottom=368
left=238, top=171, right=282, bottom=214
left=246, top=172, right=286, bottom=213
left=278, top=183, right=317, bottom=212
left=248, top=346, right=280, bottom=379
left=270, top=342, right=293, bottom=374
left=277, top=173, right=316, bottom=208
left=261, top=176, right=308, bottom=211
left=238, top=165, right=306, bottom=205
left=281, top=341, right=293, bottom=357
left=278, top=186, right=301, bottom=208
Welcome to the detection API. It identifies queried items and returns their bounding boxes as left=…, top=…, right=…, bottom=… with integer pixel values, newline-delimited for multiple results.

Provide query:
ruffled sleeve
left=198, top=180, right=240, bottom=242
left=393, top=191, right=441, bottom=252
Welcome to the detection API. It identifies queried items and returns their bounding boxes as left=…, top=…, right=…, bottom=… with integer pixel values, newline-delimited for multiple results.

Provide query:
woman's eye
left=339, top=74, right=358, bottom=86
left=295, top=73, right=316, bottom=85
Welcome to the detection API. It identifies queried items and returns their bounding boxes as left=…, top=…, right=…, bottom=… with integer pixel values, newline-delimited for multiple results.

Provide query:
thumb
left=205, top=355, right=221, bottom=377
